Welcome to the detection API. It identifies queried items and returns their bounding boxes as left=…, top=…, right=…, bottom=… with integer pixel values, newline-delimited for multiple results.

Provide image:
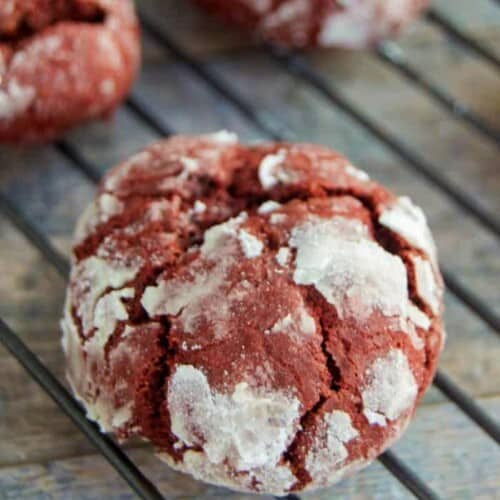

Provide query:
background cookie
left=194, top=0, right=428, bottom=49
left=0, top=0, right=140, bottom=143
left=62, top=132, right=444, bottom=495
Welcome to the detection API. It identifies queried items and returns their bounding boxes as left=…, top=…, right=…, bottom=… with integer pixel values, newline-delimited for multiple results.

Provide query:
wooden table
left=0, top=0, right=499, bottom=498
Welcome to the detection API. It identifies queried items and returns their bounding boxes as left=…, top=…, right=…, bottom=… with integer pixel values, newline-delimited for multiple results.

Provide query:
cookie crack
left=0, top=1, right=106, bottom=43
left=277, top=187, right=435, bottom=489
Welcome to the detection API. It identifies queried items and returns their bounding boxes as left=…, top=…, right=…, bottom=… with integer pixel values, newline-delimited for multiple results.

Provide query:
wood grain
left=0, top=397, right=498, bottom=499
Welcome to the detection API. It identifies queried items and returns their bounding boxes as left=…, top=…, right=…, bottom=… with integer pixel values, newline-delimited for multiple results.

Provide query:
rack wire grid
left=1, top=1, right=499, bottom=499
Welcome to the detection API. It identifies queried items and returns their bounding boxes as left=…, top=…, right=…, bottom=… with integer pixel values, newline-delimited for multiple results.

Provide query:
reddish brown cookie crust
left=194, top=0, right=428, bottom=49
left=62, top=133, right=444, bottom=494
left=0, top=0, right=140, bottom=143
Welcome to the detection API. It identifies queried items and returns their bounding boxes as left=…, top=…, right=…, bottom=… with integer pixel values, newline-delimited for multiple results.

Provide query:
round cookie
left=62, top=132, right=445, bottom=495
left=0, top=0, right=140, bottom=143
left=194, top=0, right=428, bottom=49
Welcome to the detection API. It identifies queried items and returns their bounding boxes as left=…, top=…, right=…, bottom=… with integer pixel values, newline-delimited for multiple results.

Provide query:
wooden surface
left=0, top=0, right=499, bottom=498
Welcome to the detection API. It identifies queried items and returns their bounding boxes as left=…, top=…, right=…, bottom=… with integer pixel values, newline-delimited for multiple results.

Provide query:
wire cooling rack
left=1, top=2, right=499, bottom=499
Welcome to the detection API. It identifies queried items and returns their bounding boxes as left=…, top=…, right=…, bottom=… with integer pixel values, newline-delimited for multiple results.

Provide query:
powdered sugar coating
left=412, top=255, right=442, bottom=314
left=160, top=449, right=296, bottom=495
left=290, top=216, right=409, bottom=321
left=258, top=149, right=289, bottom=189
left=195, top=0, right=428, bottom=49
left=0, top=79, right=35, bottom=121
left=74, top=193, right=124, bottom=243
left=268, top=306, right=316, bottom=338
left=362, top=349, right=418, bottom=426
left=238, top=229, right=264, bottom=258
left=306, top=410, right=359, bottom=485
left=258, top=200, right=282, bottom=214
left=207, top=129, right=238, bottom=144
left=168, top=365, right=301, bottom=470
left=71, top=256, right=141, bottom=336
left=276, top=246, right=291, bottom=266
left=345, top=164, right=370, bottom=181
left=88, top=287, right=135, bottom=351
left=379, top=196, right=437, bottom=263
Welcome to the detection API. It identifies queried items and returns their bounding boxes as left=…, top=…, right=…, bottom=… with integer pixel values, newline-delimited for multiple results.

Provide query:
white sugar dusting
left=238, top=229, right=264, bottom=258
left=276, top=247, right=291, bottom=267
left=306, top=410, right=358, bottom=484
left=270, top=213, right=287, bottom=224
left=142, top=214, right=248, bottom=338
left=100, top=78, right=116, bottom=96
left=319, top=5, right=373, bottom=48
left=258, top=149, right=290, bottom=189
left=379, top=197, right=437, bottom=263
left=74, top=194, right=124, bottom=242
left=111, top=401, right=134, bottom=429
left=73, top=257, right=141, bottom=336
left=258, top=200, right=282, bottom=214
left=97, top=32, right=123, bottom=70
left=141, top=265, right=225, bottom=324
left=268, top=306, right=316, bottom=338
left=206, top=130, right=238, bottom=144
left=104, top=151, right=152, bottom=191
left=160, top=449, right=296, bottom=495
left=412, top=255, right=441, bottom=314
left=289, top=216, right=409, bottom=321
left=201, top=212, right=248, bottom=256
left=193, top=200, right=207, bottom=214
left=261, top=0, right=310, bottom=30
left=408, top=304, right=431, bottom=331
left=345, top=164, right=370, bottom=181
left=361, top=349, right=418, bottom=427
left=318, top=0, right=419, bottom=48
left=0, top=79, right=35, bottom=121
left=88, top=288, right=135, bottom=350
left=269, top=314, right=294, bottom=333
left=168, top=365, right=300, bottom=471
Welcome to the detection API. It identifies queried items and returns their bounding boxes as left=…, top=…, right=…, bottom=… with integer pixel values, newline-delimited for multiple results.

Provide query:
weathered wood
left=0, top=397, right=498, bottom=499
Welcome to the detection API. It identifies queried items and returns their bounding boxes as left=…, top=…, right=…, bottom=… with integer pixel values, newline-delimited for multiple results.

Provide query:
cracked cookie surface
left=62, top=131, right=445, bottom=495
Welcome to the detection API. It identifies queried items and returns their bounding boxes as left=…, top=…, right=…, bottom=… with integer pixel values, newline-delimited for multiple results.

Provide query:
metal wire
left=433, top=370, right=500, bottom=444
left=376, top=41, right=500, bottom=145
left=139, top=12, right=292, bottom=142
left=0, top=192, right=70, bottom=277
left=0, top=317, right=165, bottom=500
left=55, top=140, right=102, bottom=184
left=126, top=93, right=174, bottom=137
left=425, top=8, right=500, bottom=70
left=266, top=47, right=500, bottom=239
left=442, top=268, right=500, bottom=335
left=379, top=451, right=440, bottom=500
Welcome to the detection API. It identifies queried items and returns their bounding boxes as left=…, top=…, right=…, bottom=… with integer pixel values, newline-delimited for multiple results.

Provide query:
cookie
left=62, top=131, right=445, bottom=494
left=194, top=0, right=428, bottom=49
left=0, top=0, right=140, bottom=143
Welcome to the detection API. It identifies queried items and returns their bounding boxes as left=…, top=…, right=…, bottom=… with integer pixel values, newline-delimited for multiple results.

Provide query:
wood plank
left=1, top=397, right=498, bottom=499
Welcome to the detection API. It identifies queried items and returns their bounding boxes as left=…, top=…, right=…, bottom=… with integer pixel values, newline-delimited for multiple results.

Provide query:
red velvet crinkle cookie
left=62, top=132, right=445, bottom=495
left=194, top=0, right=428, bottom=48
left=0, top=0, right=140, bottom=143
